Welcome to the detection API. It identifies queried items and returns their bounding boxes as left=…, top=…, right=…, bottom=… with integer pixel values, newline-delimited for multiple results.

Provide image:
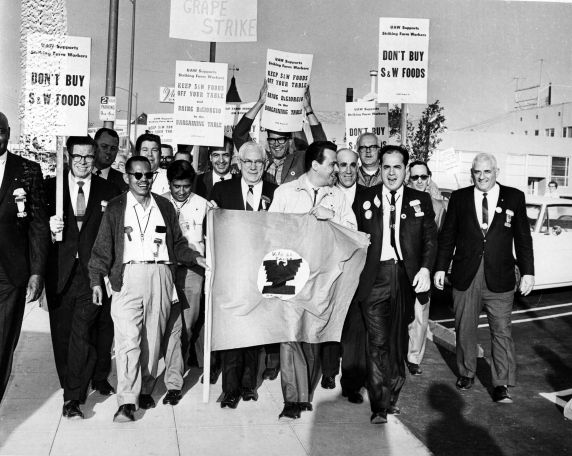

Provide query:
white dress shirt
left=240, top=179, right=263, bottom=211
left=151, top=168, right=170, bottom=195
left=337, top=183, right=357, bottom=207
left=474, top=183, right=500, bottom=228
left=68, top=173, right=92, bottom=215
left=212, top=170, right=231, bottom=184
left=0, top=153, right=7, bottom=188
left=163, top=191, right=207, bottom=256
left=123, top=192, right=169, bottom=262
left=380, top=185, right=404, bottom=261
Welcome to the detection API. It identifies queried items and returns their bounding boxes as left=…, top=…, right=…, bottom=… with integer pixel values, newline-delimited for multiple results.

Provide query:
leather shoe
left=298, top=401, right=313, bottom=412
left=279, top=402, right=301, bottom=420
left=221, top=391, right=241, bottom=409
left=113, top=404, right=136, bottom=423
left=92, top=379, right=115, bottom=395
left=388, top=404, right=401, bottom=415
left=342, top=389, right=364, bottom=404
left=407, top=362, right=423, bottom=376
left=241, top=388, right=258, bottom=401
left=163, top=390, right=182, bottom=406
left=492, top=385, right=513, bottom=404
left=456, top=376, right=474, bottom=390
left=62, top=400, right=83, bottom=419
left=262, top=367, right=279, bottom=381
left=370, top=410, right=388, bottom=424
left=321, top=375, right=336, bottom=389
left=139, top=394, right=156, bottom=409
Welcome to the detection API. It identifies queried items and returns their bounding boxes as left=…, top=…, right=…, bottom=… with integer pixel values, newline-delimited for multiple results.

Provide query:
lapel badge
left=401, top=213, right=406, bottom=219
left=13, top=188, right=27, bottom=218
left=363, top=200, right=371, bottom=210
left=415, top=212, right=424, bottom=217
left=505, top=209, right=514, bottom=227
left=409, top=199, right=422, bottom=215
left=101, top=200, right=108, bottom=212
left=481, top=222, right=488, bottom=230
left=495, top=206, right=502, bottom=213
left=364, top=209, right=372, bottom=220
left=373, top=195, right=381, bottom=208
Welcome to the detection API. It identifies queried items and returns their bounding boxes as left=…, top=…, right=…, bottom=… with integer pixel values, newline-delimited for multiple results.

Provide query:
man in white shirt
left=89, top=156, right=206, bottom=422
left=136, top=133, right=171, bottom=195
left=195, top=137, right=234, bottom=198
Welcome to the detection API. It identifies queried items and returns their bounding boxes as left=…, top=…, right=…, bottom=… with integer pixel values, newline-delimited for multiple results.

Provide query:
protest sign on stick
left=345, top=101, right=389, bottom=150
left=225, top=102, right=260, bottom=144
left=147, top=113, right=174, bottom=146
left=261, top=49, right=313, bottom=133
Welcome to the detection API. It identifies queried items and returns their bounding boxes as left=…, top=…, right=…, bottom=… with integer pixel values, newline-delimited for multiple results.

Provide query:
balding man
left=435, top=153, right=534, bottom=403
left=356, top=133, right=382, bottom=187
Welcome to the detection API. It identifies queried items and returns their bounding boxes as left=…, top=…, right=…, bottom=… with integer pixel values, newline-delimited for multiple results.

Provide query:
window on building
left=551, top=156, right=570, bottom=187
left=545, top=128, right=555, bottom=137
left=535, top=130, right=539, bottom=136
left=564, top=127, right=572, bottom=138
left=564, top=127, right=567, bottom=138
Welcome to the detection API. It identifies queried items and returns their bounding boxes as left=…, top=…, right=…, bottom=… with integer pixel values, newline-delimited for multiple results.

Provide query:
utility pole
left=103, top=0, right=119, bottom=129
left=537, top=58, right=544, bottom=107
left=126, top=0, right=136, bottom=151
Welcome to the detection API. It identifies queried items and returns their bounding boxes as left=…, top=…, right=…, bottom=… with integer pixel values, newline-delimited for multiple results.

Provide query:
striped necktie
left=76, top=181, right=86, bottom=230
left=482, top=192, right=489, bottom=235
left=245, top=185, right=254, bottom=211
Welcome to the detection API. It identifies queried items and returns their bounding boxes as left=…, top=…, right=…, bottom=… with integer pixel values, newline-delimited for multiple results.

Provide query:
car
left=526, top=195, right=572, bottom=289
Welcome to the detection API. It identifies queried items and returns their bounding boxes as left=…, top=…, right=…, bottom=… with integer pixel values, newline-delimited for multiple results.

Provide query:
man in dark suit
left=353, top=145, right=437, bottom=424
left=0, top=112, right=50, bottom=402
left=195, top=137, right=234, bottom=198
left=45, top=136, right=121, bottom=418
left=209, top=141, right=277, bottom=409
left=232, top=81, right=326, bottom=186
left=434, top=152, right=534, bottom=403
left=93, top=128, right=127, bottom=192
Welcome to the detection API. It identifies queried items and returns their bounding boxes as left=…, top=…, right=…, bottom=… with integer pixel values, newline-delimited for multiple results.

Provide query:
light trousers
left=407, top=297, right=430, bottom=365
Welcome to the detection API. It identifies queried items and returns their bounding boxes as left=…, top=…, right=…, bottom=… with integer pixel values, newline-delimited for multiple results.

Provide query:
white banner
left=262, top=49, right=313, bottom=133
left=24, top=33, right=91, bottom=139
left=169, top=0, right=257, bottom=42
left=378, top=18, right=429, bottom=104
left=345, top=101, right=389, bottom=151
left=225, top=102, right=260, bottom=144
left=147, top=113, right=174, bottom=146
left=173, top=60, right=227, bottom=147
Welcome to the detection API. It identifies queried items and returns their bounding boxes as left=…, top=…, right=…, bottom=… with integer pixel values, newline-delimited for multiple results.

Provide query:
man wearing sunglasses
left=45, top=136, right=121, bottom=419
left=405, top=161, right=447, bottom=377
left=233, top=80, right=326, bottom=186
left=89, top=156, right=206, bottom=422
left=356, top=133, right=383, bottom=188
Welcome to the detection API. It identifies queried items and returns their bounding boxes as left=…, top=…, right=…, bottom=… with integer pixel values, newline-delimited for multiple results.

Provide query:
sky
left=1, top=0, right=572, bottom=138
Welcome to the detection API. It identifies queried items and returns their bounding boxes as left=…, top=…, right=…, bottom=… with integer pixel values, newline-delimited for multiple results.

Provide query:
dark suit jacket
left=44, top=173, right=121, bottom=296
left=435, top=184, right=534, bottom=292
left=194, top=171, right=214, bottom=198
left=106, top=167, right=128, bottom=192
left=0, top=152, right=50, bottom=286
left=88, top=192, right=201, bottom=292
left=208, top=177, right=277, bottom=211
left=353, top=185, right=438, bottom=304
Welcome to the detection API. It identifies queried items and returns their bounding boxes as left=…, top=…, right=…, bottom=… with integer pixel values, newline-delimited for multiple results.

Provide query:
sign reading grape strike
left=173, top=61, right=228, bottom=147
left=378, top=18, right=429, bottom=104
left=262, top=49, right=313, bottom=133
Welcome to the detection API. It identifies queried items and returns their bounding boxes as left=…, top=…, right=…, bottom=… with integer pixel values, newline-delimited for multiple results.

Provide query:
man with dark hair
left=547, top=180, right=560, bottom=198
left=45, top=135, right=121, bottom=418
left=356, top=133, right=382, bottom=187
left=270, top=140, right=356, bottom=420
left=174, top=150, right=192, bottom=163
left=89, top=156, right=206, bottom=422
left=93, top=127, right=127, bottom=192
left=233, top=81, right=326, bottom=186
left=353, top=145, right=437, bottom=424
left=194, top=137, right=234, bottom=198
left=160, top=144, right=174, bottom=169
left=136, top=133, right=170, bottom=195
left=0, top=112, right=50, bottom=401
left=161, top=160, right=207, bottom=406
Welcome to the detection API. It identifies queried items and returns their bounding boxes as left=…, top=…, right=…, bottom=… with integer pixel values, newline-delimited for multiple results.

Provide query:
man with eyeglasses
left=195, top=137, right=235, bottom=198
left=233, top=81, right=326, bottom=186
left=136, top=133, right=170, bottom=195
left=160, top=144, right=174, bottom=169
left=89, top=156, right=206, bottom=422
left=356, top=133, right=383, bottom=187
left=45, top=136, right=121, bottom=419
left=93, top=127, right=127, bottom=192
left=0, top=112, right=50, bottom=402
left=209, top=141, right=277, bottom=408
left=404, top=161, right=447, bottom=377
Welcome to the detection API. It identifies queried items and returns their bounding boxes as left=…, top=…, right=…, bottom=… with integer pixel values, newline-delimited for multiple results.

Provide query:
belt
left=379, top=259, right=400, bottom=265
left=124, top=260, right=175, bottom=265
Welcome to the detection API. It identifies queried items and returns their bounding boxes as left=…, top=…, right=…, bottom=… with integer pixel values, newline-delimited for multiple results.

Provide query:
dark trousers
left=362, top=261, right=412, bottom=413
left=0, top=265, right=26, bottom=402
left=91, top=291, right=113, bottom=384
left=320, top=342, right=341, bottom=377
left=48, top=263, right=101, bottom=401
left=340, top=298, right=367, bottom=392
left=221, top=346, right=260, bottom=394
left=264, top=343, right=280, bottom=370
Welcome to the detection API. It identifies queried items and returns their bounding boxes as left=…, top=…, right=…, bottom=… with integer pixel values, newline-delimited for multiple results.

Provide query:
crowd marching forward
left=0, top=84, right=535, bottom=425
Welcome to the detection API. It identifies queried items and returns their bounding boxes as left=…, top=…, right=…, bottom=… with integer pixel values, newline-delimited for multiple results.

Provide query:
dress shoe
left=342, top=389, right=364, bottom=404
left=62, top=400, right=83, bottom=419
left=456, top=376, right=475, bottom=390
left=241, top=388, right=259, bottom=401
left=139, top=394, right=156, bottom=409
left=492, top=385, right=513, bottom=404
left=321, top=375, right=336, bottom=389
left=388, top=404, right=401, bottom=415
left=113, top=404, right=136, bottom=423
left=210, top=368, right=221, bottom=384
left=279, top=402, right=301, bottom=420
left=221, top=391, right=241, bottom=409
left=92, top=379, right=115, bottom=396
left=298, top=402, right=313, bottom=412
left=262, top=367, right=279, bottom=381
left=370, top=410, right=388, bottom=424
left=407, top=362, right=423, bottom=376
left=163, top=390, right=182, bottom=406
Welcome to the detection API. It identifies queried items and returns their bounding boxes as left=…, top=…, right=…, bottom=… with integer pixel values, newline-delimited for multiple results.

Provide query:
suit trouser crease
left=407, top=297, right=430, bottom=365
left=280, top=342, right=321, bottom=403
left=111, top=264, right=173, bottom=406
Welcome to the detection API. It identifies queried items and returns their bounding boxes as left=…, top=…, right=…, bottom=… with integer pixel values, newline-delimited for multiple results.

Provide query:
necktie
left=313, top=188, right=319, bottom=206
left=220, top=176, right=225, bottom=182
left=245, top=185, right=254, bottom=211
left=482, top=192, right=489, bottom=235
left=96, top=169, right=102, bottom=176
left=389, top=190, right=398, bottom=256
left=76, top=181, right=86, bottom=230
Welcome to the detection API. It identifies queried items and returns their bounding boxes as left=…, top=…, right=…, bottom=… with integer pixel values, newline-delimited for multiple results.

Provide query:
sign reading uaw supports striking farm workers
left=24, top=33, right=91, bottom=140
left=173, top=60, right=228, bottom=147
left=378, top=18, right=429, bottom=104
left=345, top=101, right=389, bottom=151
left=262, top=49, right=313, bottom=133
left=224, top=102, right=260, bottom=144
left=147, top=113, right=174, bottom=146
left=170, top=0, right=257, bottom=42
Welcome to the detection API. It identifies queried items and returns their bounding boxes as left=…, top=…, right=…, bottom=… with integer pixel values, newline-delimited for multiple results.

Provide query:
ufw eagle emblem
left=262, top=258, right=303, bottom=295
